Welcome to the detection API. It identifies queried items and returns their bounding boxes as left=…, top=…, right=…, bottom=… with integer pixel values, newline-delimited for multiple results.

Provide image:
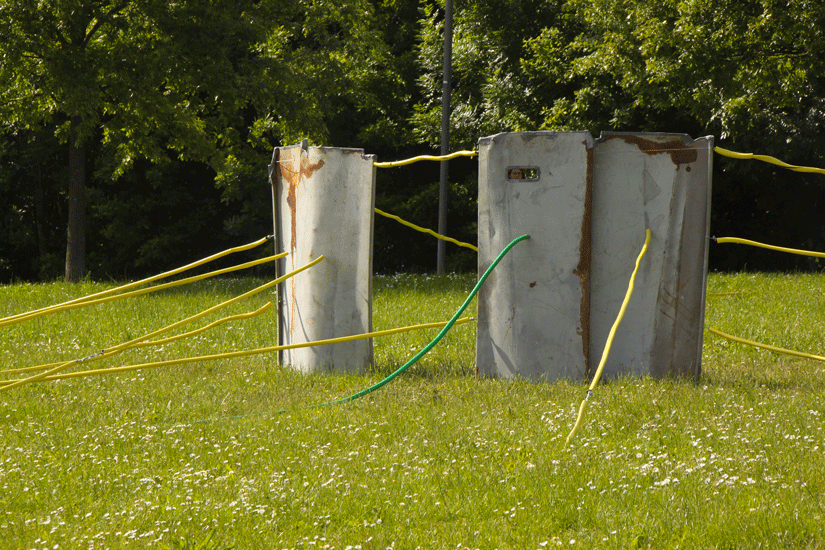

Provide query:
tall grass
left=1, top=272, right=824, bottom=549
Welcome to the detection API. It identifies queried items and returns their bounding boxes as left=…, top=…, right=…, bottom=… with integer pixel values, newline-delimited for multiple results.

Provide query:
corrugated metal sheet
left=476, top=132, right=593, bottom=381
left=270, top=142, right=376, bottom=373
left=590, top=132, right=713, bottom=379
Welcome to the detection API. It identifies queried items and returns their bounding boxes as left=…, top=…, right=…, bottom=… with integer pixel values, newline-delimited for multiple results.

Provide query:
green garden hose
left=314, top=233, right=531, bottom=409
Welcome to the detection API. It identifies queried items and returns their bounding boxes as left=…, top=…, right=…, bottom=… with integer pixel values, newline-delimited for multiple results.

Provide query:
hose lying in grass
left=1, top=254, right=282, bottom=329
left=310, top=233, right=531, bottom=410
left=0, top=256, right=323, bottom=394
left=0, top=236, right=275, bottom=328
left=706, top=326, right=825, bottom=363
left=7, top=235, right=528, bottom=423
left=173, top=234, right=529, bottom=425
left=1, top=302, right=275, bottom=377
left=5, top=317, right=475, bottom=385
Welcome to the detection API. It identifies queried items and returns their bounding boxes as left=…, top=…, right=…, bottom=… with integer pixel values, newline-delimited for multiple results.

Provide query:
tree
left=528, top=0, right=825, bottom=150
left=525, top=0, right=825, bottom=269
left=387, top=0, right=574, bottom=272
left=0, top=0, right=387, bottom=281
left=412, top=0, right=571, bottom=150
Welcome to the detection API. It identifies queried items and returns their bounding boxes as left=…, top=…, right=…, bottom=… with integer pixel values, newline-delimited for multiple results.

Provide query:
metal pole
left=437, top=0, right=452, bottom=274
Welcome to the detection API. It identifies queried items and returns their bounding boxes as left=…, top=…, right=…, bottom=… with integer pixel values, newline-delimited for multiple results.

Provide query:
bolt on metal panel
left=476, top=131, right=594, bottom=381
left=270, top=142, right=376, bottom=373
left=589, top=132, right=713, bottom=379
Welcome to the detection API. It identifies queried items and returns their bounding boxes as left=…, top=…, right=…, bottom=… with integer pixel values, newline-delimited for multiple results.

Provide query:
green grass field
left=1, top=272, right=824, bottom=549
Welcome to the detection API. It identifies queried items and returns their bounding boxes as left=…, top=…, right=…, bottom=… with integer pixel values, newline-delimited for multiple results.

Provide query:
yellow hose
left=714, top=146, right=825, bottom=176
left=706, top=327, right=825, bottom=363
left=1, top=317, right=473, bottom=385
left=0, top=236, right=273, bottom=325
left=373, top=150, right=477, bottom=167
left=0, top=256, right=323, bottom=393
left=715, top=237, right=825, bottom=259
left=0, top=254, right=284, bottom=328
left=566, top=229, right=651, bottom=445
left=374, top=208, right=478, bottom=252
left=1, top=303, right=274, bottom=376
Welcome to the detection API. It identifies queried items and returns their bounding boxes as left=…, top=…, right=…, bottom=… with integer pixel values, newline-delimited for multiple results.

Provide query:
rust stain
left=279, top=151, right=325, bottom=253
left=604, top=134, right=698, bottom=169
left=572, top=141, right=593, bottom=375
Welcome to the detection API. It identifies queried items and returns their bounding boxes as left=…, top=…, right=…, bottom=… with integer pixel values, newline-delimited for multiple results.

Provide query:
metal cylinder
left=475, top=131, right=713, bottom=382
left=589, top=132, right=713, bottom=379
left=476, top=131, right=594, bottom=381
left=270, top=142, right=376, bottom=373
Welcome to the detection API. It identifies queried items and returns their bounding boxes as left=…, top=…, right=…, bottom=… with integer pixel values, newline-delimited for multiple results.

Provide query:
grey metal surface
left=270, top=142, right=376, bottom=373
left=589, top=132, right=713, bottom=379
left=476, top=131, right=713, bottom=382
left=476, top=131, right=594, bottom=381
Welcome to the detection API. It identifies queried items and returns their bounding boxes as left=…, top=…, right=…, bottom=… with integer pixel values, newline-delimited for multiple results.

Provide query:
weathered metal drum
left=476, top=131, right=713, bottom=381
left=476, top=131, right=594, bottom=381
left=589, top=132, right=713, bottom=379
left=270, top=142, right=376, bottom=373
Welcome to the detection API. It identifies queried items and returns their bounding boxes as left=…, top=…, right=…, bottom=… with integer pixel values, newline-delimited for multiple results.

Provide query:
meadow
left=1, top=271, right=824, bottom=549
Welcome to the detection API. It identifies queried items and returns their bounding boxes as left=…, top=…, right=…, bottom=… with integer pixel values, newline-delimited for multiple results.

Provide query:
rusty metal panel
left=589, top=132, right=713, bottom=379
left=476, top=131, right=593, bottom=381
left=270, top=142, right=376, bottom=373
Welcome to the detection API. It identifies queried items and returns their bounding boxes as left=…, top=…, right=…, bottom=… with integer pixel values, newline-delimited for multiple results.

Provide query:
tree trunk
left=35, top=162, right=46, bottom=259
left=65, top=116, right=86, bottom=282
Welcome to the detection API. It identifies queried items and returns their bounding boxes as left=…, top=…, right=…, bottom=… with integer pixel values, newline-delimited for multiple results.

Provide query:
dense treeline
left=1, top=0, right=823, bottom=282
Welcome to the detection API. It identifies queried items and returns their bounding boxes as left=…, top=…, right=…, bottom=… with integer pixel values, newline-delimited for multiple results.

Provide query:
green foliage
left=412, top=0, right=568, bottom=149
left=529, top=0, right=825, bottom=154
left=0, top=0, right=388, bottom=168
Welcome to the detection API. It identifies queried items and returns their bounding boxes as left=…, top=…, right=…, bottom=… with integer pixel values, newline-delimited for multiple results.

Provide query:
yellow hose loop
left=714, top=147, right=825, bottom=176
left=715, top=237, right=825, bottom=259
left=374, top=208, right=478, bottom=252
left=0, top=256, right=323, bottom=393
left=706, top=327, right=825, bottom=363
left=373, top=150, right=478, bottom=168
left=1, top=302, right=274, bottom=376
left=566, top=228, right=651, bottom=446
left=0, top=253, right=284, bottom=328
left=0, top=236, right=273, bottom=325
left=1, top=317, right=474, bottom=385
